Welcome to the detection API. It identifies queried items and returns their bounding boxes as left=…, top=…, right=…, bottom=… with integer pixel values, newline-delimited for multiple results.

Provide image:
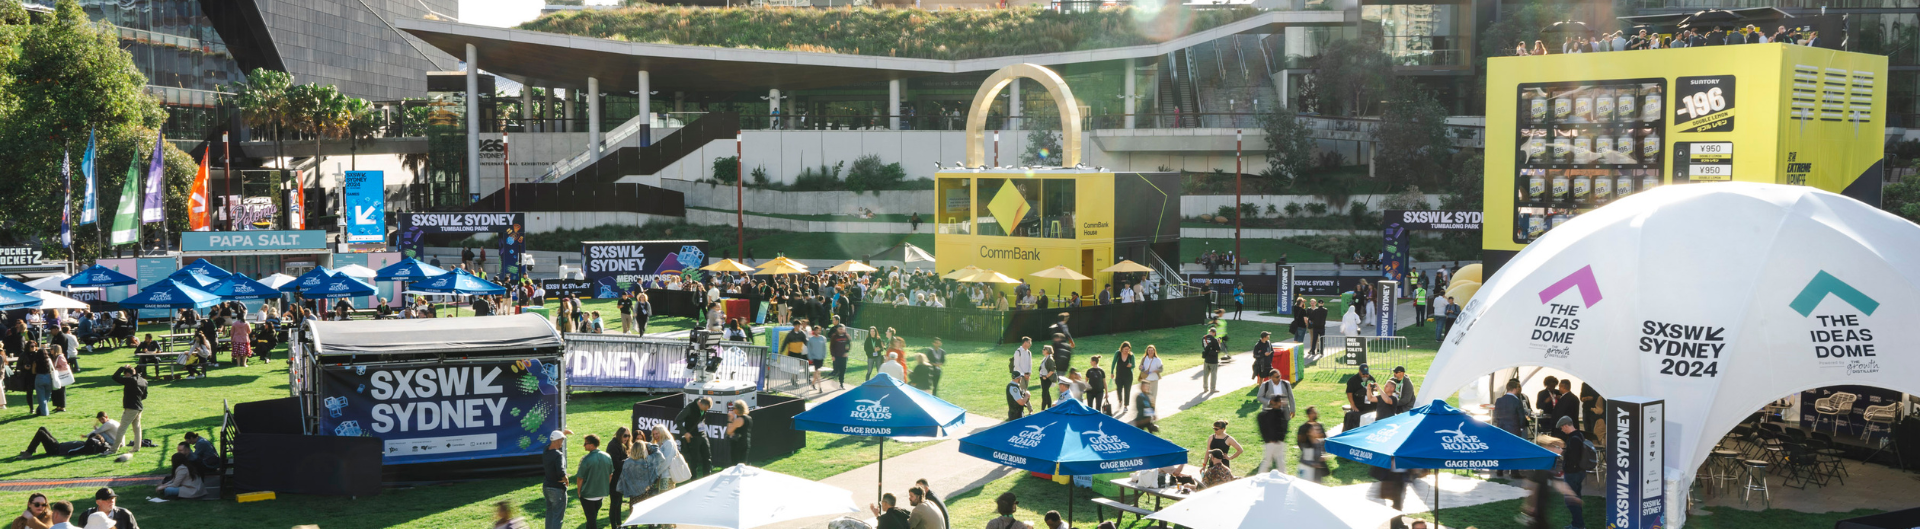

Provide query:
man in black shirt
left=868, top=492, right=911, bottom=529
left=1251, top=331, right=1274, bottom=381
left=1200, top=327, right=1222, bottom=393
left=79, top=488, right=138, bottom=529
left=617, top=293, right=634, bottom=334
left=110, top=366, right=147, bottom=456
left=1256, top=395, right=1290, bottom=474
left=1309, top=301, right=1330, bottom=356
left=542, top=430, right=572, bottom=529
left=678, top=397, right=713, bottom=480
left=1344, top=365, right=1376, bottom=431
left=1006, top=373, right=1030, bottom=420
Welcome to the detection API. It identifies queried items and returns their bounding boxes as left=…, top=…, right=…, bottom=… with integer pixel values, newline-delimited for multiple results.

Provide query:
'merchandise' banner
left=318, top=360, right=561, bottom=464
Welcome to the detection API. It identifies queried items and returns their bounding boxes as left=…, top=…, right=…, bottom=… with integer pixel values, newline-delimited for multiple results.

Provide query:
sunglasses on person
left=30, top=502, right=46, bottom=508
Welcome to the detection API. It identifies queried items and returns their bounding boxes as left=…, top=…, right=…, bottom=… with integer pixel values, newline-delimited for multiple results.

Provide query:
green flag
left=110, top=161, right=139, bottom=246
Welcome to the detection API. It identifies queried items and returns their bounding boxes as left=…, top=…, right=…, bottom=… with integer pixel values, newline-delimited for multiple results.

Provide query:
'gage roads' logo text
left=1009, top=422, right=1055, bottom=449
left=850, top=395, right=893, bottom=422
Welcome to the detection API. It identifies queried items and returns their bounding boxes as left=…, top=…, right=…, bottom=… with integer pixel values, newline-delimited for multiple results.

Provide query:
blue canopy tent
left=302, top=274, right=377, bottom=300
left=0, top=275, right=39, bottom=294
left=179, top=258, right=233, bottom=280
left=280, top=266, right=336, bottom=293
left=166, top=269, right=220, bottom=290
left=374, top=258, right=447, bottom=281
left=791, top=373, right=967, bottom=503
left=208, top=274, right=283, bottom=300
left=408, top=269, right=506, bottom=316
left=0, top=289, right=42, bottom=310
left=118, top=279, right=222, bottom=310
left=1325, top=400, right=1559, bottom=528
left=958, top=397, right=1188, bottom=522
left=62, top=265, right=137, bottom=288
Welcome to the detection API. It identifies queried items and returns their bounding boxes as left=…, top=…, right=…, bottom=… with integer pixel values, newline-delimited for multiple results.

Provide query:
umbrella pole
left=878, top=438, right=886, bottom=505
left=1068, top=477, right=1074, bottom=526
left=1433, top=470, right=1441, bottom=528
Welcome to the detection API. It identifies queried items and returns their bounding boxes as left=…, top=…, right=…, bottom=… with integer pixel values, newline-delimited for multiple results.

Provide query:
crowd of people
left=1514, top=24, right=1827, bottom=56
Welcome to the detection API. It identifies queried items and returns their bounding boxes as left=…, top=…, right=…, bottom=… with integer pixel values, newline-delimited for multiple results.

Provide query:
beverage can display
left=1642, top=90, right=1662, bottom=122
left=1529, top=90, right=1548, bottom=123
left=1527, top=214, right=1546, bottom=238
left=1617, top=93, right=1635, bottom=123
left=1595, top=136, right=1614, bottom=161
left=1554, top=94, right=1572, bottom=121
left=1554, top=138, right=1572, bottom=163
left=1573, top=137, right=1592, bottom=163
left=1617, top=134, right=1636, bottom=163
left=1572, top=175, right=1591, bottom=201
left=1550, top=173, right=1570, bottom=200
left=1595, top=90, right=1615, bottom=122
left=1593, top=174, right=1613, bottom=199
left=1617, top=175, right=1635, bottom=198
left=1528, top=172, right=1546, bottom=200
left=1574, top=94, right=1593, bottom=123
left=1643, top=133, right=1662, bottom=159
left=1550, top=213, right=1571, bottom=230
left=1524, top=133, right=1546, bottom=162
left=1642, top=174, right=1661, bottom=192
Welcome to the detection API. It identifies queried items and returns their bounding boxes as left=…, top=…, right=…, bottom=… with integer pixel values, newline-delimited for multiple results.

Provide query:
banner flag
left=78, top=129, right=97, bottom=226
left=290, top=170, right=306, bottom=230
left=188, top=149, right=210, bottom=231
left=140, top=130, right=165, bottom=224
left=60, top=151, right=71, bottom=248
left=110, top=159, right=140, bottom=246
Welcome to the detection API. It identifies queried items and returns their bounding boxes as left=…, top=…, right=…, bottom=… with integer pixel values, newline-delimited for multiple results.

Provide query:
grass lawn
left=1181, top=237, right=1335, bottom=264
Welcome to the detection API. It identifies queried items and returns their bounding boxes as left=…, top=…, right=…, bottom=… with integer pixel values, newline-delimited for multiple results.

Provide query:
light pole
left=503, top=133, right=511, bottom=213
left=1235, top=129, right=1242, bottom=271
left=223, top=132, right=232, bottom=231
left=736, top=132, right=744, bottom=260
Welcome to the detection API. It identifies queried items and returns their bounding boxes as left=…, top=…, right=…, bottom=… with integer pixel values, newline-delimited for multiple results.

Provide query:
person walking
left=617, top=293, right=634, bottom=334
left=606, top=428, right=632, bottom=525
left=1437, top=296, right=1459, bottom=341
left=574, top=434, right=613, bottom=529
left=1138, top=345, right=1164, bottom=397
left=1296, top=407, right=1327, bottom=481
left=1251, top=331, right=1274, bottom=382
left=1085, top=355, right=1108, bottom=414
left=541, top=430, right=572, bottom=529
left=1309, top=300, right=1329, bottom=356
left=924, top=338, right=946, bottom=395
left=1111, top=343, right=1134, bottom=415
left=864, top=327, right=884, bottom=380
left=828, top=321, right=851, bottom=389
left=632, top=293, right=652, bottom=335
left=1035, top=346, right=1056, bottom=409
left=1131, top=380, right=1158, bottom=433
left=109, top=366, right=147, bottom=457
left=1256, top=395, right=1291, bottom=474
left=1199, top=328, right=1222, bottom=394
left=1551, top=416, right=1593, bottom=529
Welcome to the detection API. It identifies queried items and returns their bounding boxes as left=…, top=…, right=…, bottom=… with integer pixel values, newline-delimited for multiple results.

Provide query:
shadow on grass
left=27, top=478, right=542, bottom=529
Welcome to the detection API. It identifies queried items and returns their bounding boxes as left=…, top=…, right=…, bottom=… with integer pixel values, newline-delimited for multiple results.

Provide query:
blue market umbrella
left=63, top=265, right=137, bottom=288
left=167, top=268, right=220, bottom=289
left=958, top=397, right=1188, bottom=522
left=1325, top=400, right=1559, bottom=527
left=302, top=274, right=376, bottom=300
left=179, top=258, right=233, bottom=280
left=281, top=266, right=337, bottom=293
left=0, top=289, right=42, bottom=310
left=208, top=274, right=283, bottom=300
left=793, top=373, right=967, bottom=503
left=409, top=268, right=507, bottom=295
left=0, top=275, right=38, bottom=294
left=374, top=258, right=448, bottom=281
left=118, top=279, right=222, bottom=310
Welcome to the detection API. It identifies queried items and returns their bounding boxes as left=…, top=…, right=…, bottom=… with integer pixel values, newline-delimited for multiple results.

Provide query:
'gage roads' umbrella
left=959, top=397, right=1188, bottom=523
left=179, top=258, right=233, bottom=280
left=63, top=265, right=137, bottom=288
left=792, top=373, right=967, bottom=503
left=1325, top=400, right=1559, bottom=528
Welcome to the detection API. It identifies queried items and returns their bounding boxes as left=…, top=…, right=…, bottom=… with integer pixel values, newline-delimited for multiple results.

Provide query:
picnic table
left=134, top=352, right=180, bottom=380
left=1099, top=467, right=1198, bottom=527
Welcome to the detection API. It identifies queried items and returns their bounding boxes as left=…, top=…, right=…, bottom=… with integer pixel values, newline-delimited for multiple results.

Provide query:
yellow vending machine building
left=933, top=170, right=1181, bottom=298
left=1482, top=44, right=1887, bottom=274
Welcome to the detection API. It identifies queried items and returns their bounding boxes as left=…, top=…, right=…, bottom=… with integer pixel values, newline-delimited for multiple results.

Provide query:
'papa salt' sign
left=182, top=230, right=328, bottom=252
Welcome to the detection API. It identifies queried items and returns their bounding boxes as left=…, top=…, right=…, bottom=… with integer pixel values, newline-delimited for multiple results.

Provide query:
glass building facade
left=49, top=0, right=247, bottom=145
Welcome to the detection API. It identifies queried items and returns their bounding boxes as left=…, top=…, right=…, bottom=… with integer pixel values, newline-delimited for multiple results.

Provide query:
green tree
left=1885, top=178, right=1920, bottom=225
left=1256, top=106, right=1313, bottom=188
left=1308, top=37, right=1395, bottom=116
left=0, top=0, right=195, bottom=259
left=844, top=154, right=905, bottom=194
left=711, top=155, right=739, bottom=185
left=231, top=68, right=292, bottom=200
left=1019, top=129, right=1061, bottom=167
left=1373, top=82, right=1455, bottom=192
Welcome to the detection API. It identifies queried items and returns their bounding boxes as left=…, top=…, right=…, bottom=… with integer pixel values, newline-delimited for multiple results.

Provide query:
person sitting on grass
left=157, top=453, right=207, bottom=500
left=183, top=431, right=220, bottom=473
left=18, top=412, right=118, bottom=458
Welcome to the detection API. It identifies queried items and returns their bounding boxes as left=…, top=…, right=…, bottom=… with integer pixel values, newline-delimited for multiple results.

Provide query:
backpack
left=1579, top=437, right=1599, bottom=472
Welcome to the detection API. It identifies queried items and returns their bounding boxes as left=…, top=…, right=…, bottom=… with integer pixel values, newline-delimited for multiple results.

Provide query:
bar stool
left=1706, top=449, right=1744, bottom=496
left=1742, top=460, right=1772, bottom=509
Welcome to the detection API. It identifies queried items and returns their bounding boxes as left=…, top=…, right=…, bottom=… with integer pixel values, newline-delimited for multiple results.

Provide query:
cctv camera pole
left=736, top=132, right=744, bottom=260
left=1235, top=129, right=1243, bottom=271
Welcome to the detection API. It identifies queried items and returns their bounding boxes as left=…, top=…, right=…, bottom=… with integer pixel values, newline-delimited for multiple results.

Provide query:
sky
left=456, top=0, right=547, bottom=28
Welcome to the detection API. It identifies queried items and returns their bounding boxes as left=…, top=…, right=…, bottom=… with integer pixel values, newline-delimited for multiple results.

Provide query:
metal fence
left=562, top=333, right=771, bottom=392
left=848, top=303, right=1010, bottom=344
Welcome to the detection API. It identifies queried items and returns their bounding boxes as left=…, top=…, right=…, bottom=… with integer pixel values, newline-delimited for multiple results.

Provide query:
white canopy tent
left=1419, top=183, right=1920, bottom=527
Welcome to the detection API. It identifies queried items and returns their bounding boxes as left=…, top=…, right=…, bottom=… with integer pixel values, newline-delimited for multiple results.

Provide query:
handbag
left=668, top=449, right=692, bottom=483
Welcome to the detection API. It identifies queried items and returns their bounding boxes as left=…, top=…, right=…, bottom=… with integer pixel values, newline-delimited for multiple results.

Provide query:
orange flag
left=291, top=170, right=306, bottom=230
left=188, top=149, right=210, bottom=231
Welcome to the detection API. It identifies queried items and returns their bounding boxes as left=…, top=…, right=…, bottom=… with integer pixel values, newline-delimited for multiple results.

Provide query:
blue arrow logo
left=1788, top=271, right=1878, bottom=317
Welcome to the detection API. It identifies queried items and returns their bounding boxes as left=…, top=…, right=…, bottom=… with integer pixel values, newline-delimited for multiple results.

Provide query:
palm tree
left=344, top=98, right=377, bottom=171
left=230, top=69, right=292, bottom=225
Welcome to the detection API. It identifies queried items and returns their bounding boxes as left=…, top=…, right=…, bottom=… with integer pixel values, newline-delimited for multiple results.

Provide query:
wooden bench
left=134, top=353, right=181, bottom=380
left=1090, top=497, right=1158, bottom=526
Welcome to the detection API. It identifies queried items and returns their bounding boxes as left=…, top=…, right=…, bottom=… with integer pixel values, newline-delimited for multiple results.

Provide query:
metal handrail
left=533, top=112, right=649, bottom=184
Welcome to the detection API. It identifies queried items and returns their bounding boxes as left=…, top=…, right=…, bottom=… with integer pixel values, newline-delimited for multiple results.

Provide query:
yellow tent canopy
left=942, top=265, right=985, bottom=280
left=825, top=260, right=879, bottom=273
left=700, top=259, right=756, bottom=272
left=1100, top=260, right=1153, bottom=273
left=1029, top=265, right=1092, bottom=281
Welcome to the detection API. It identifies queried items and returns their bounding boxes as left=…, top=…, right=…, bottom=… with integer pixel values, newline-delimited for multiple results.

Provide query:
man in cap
left=542, top=429, right=574, bottom=529
left=78, top=488, right=136, bottom=529
left=1388, top=366, right=1416, bottom=416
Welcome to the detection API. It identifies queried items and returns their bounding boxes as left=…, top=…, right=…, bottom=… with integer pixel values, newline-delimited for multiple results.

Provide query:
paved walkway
left=0, top=475, right=163, bottom=492
left=767, top=357, right=1263, bottom=528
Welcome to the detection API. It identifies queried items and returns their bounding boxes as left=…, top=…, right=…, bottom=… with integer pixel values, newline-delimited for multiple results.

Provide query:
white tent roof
left=333, top=264, right=378, bottom=279
left=24, top=274, right=97, bottom=292
left=260, top=273, right=296, bottom=289
left=1420, top=183, right=1920, bottom=506
left=26, top=290, right=91, bottom=310
left=903, top=243, right=935, bottom=263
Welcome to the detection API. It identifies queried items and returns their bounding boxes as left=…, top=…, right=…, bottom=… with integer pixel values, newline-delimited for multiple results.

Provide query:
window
left=937, top=178, right=972, bottom=234
left=972, top=177, right=1074, bottom=239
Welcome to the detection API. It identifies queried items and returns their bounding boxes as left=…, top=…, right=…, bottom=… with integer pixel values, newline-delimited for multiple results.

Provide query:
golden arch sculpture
left=965, top=63, right=1082, bottom=169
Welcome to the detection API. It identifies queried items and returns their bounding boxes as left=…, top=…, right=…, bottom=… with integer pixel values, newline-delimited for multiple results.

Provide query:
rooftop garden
left=515, top=5, right=1261, bottom=60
